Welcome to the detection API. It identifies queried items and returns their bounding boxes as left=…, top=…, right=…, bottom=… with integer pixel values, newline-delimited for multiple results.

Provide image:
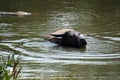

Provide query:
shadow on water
left=0, top=0, right=120, bottom=80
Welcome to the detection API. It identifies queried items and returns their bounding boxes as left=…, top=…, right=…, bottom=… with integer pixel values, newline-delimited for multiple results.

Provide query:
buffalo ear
left=49, top=33, right=65, bottom=37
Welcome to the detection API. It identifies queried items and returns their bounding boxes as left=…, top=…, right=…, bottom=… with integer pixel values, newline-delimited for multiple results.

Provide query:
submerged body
left=44, top=29, right=87, bottom=48
left=0, top=11, right=31, bottom=16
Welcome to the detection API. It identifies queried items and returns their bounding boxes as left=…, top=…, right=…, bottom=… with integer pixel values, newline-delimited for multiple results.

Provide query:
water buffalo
left=44, top=29, right=87, bottom=48
left=0, top=11, right=31, bottom=16
left=15, top=11, right=31, bottom=16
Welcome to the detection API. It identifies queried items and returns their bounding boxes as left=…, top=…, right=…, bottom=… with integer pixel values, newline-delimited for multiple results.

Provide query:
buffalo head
left=44, top=29, right=87, bottom=48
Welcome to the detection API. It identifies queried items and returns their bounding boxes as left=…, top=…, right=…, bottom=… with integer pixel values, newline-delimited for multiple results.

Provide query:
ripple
left=52, top=53, right=120, bottom=59
left=104, top=37, right=120, bottom=41
left=48, top=9, right=118, bottom=29
left=23, top=41, right=56, bottom=48
left=0, top=32, right=17, bottom=37
left=1, top=40, right=120, bottom=65
left=79, top=10, right=102, bottom=20
left=0, top=23, right=13, bottom=27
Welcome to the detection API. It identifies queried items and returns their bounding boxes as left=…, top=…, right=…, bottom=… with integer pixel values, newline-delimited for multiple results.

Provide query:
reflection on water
left=0, top=0, right=120, bottom=80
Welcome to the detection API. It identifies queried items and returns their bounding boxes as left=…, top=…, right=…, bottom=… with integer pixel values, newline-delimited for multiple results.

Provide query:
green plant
left=0, top=55, right=22, bottom=80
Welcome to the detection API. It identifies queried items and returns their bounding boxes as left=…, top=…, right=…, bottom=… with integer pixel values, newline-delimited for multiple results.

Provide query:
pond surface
left=0, top=0, right=120, bottom=80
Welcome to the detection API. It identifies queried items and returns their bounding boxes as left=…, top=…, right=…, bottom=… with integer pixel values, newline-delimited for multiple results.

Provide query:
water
left=0, top=0, right=120, bottom=80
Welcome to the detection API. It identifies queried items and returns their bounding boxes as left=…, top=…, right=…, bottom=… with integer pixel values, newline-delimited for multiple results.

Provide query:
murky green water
left=0, top=0, right=120, bottom=80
